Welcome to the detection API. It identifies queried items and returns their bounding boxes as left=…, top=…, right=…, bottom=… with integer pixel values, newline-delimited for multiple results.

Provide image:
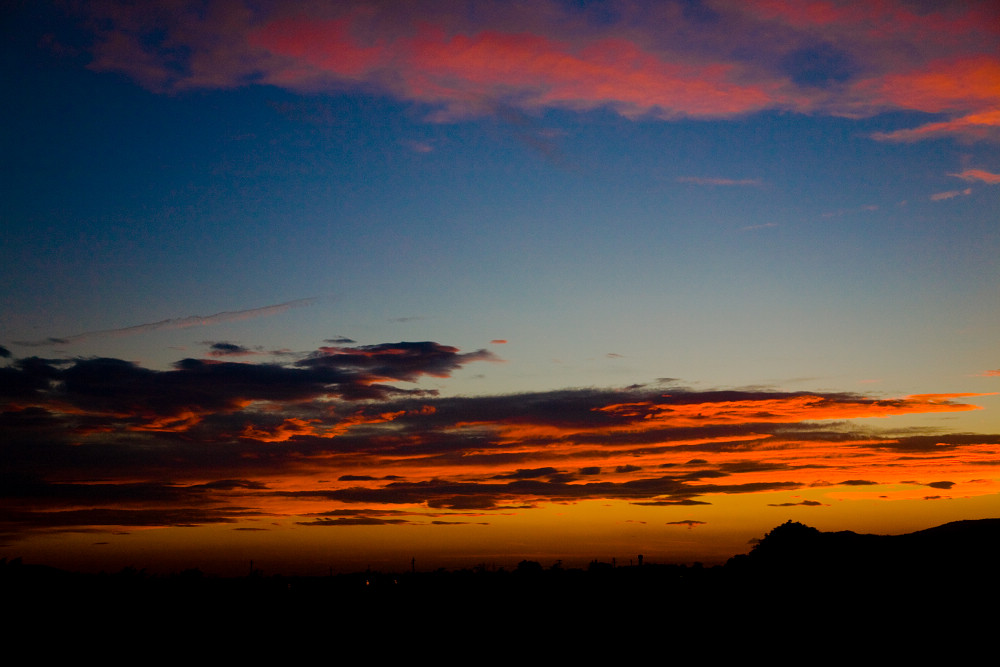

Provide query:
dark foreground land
left=4, top=519, right=998, bottom=642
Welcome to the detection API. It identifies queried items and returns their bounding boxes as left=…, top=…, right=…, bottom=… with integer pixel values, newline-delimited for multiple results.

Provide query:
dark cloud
left=296, top=517, right=410, bottom=526
left=0, top=507, right=253, bottom=530
left=324, top=337, right=356, bottom=344
left=492, top=467, right=560, bottom=480
left=207, top=342, right=254, bottom=356
left=193, top=479, right=268, bottom=491
left=0, top=341, right=498, bottom=429
left=1, top=344, right=994, bottom=539
left=0, top=346, right=10, bottom=358
left=767, top=500, right=825, bottom=507
left=295, top=341, right=502, bottom=383
left=428, top=496, right=499, bottom=510
left=720, top=461, right=793, bottom=474
left=277, top=474, right=802, bottom=510
left=633, top=499, right=711, bottom=507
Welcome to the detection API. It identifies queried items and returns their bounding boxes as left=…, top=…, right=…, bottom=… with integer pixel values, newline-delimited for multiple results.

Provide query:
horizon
left=3, top=0, right=999, bottom=578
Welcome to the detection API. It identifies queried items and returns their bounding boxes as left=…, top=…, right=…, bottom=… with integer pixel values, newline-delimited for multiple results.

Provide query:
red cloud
left=249, top=21, right=778, bottom=119
left=78, top=1, right=999, bottom=140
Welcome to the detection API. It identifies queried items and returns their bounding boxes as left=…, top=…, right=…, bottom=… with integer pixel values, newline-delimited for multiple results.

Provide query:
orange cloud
left=872, top=110, right=1000, bottom=143
left=950, top=169, right=1000, bottom=184
left=862, top=57, right=1000, bottom=114
left=595, top=393, right=985, bottom=428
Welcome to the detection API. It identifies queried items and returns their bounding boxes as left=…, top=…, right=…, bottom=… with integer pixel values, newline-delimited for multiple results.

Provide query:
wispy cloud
left=741, top=222, right=778, bottom=231
left=949, top=169, right=1000, bottom=184
left=678, top=177, right=762, bottom=186
left=871, top=110, right=1000, bottom=144
left=930, top=187, right=972, bottom=201
left=12, top=298, right=316, bottom=347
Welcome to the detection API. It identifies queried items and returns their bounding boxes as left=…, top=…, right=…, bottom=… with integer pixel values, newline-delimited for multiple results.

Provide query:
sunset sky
left=2, top=0, right=999, bottom=575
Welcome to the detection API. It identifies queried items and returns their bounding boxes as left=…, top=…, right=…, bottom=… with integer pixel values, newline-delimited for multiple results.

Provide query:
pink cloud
left=248, top=20, right=780, bottom=120
left=949, top=169, right=1000, bottom=184
left=77, top=1, right=1000, bottom=139
left=930, top=188, right=972, bottom=201
left=871, top=114, right=1000, bottom=143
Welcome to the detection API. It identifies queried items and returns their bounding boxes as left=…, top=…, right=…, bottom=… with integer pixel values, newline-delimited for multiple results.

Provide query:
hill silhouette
left=728, top=518, right=1000, bottom=580
left=3, top=518, right=997, bottom=638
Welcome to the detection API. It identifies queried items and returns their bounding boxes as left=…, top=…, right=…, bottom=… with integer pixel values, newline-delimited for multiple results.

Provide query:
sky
left=2, top=0, right=999, bottom=575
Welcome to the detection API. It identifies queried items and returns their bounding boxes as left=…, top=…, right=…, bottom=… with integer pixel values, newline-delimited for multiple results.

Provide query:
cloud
left=296, top=516, right=410, bottom=527
left=2, top=339, right=997, bottom=539
left=492, top=467, right=560, bottom=480
left=402, top=139, right=434, bottom=153
left=677, top=177, right=762, bottom=186
left=767, top=500, right=825, bottom=507
left=13, top=298, right=316, bottom=347
left=930, top=187, right=973, bottom=201
left=69, top=1, right=1000, bottom=140
left=872, top=110, right=1000, bottom=143
left=0, top=505, right=256, bottom=531
left=295, top=341, right=503, bottom=384
left=667, top=520, right=706, bottom=529
left=207, top=342, right=256, bottom=357
left=949, top=169, right=1000, bottom=184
